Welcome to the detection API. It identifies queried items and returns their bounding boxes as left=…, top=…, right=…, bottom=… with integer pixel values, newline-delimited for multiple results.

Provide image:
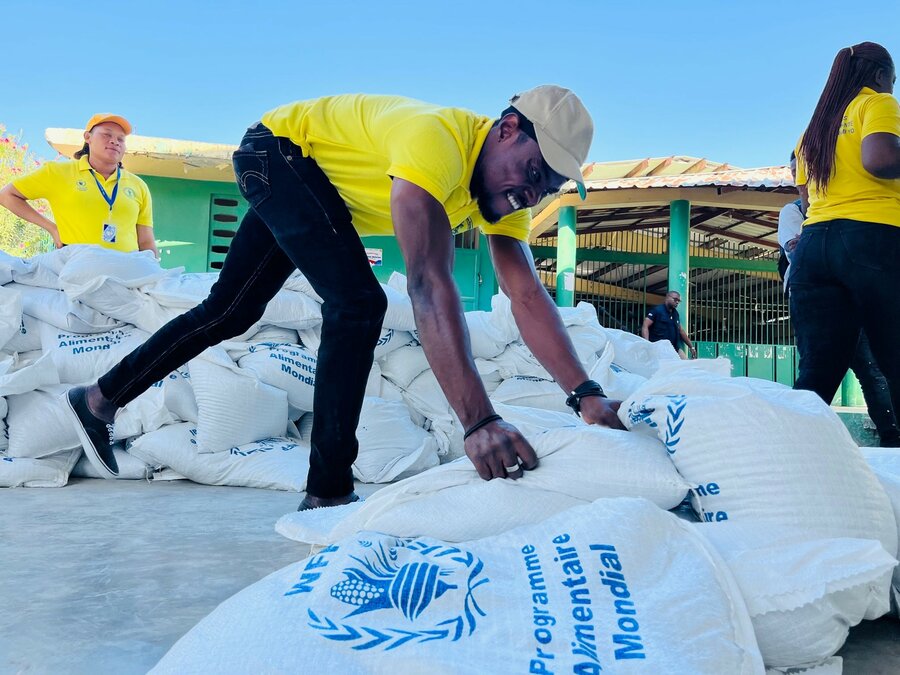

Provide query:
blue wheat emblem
left=307, top=540, right=488, bottom=650
left=664, top=395, right=687, bottom=454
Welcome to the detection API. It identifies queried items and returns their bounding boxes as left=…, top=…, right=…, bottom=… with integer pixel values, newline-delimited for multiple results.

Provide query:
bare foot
left=297, top=491, right=360, bottom=511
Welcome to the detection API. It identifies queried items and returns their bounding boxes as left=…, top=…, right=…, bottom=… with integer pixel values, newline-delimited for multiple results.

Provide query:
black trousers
left=790, top=219, right=900, bottom=446
left=99, top=124, right=387, bottom=496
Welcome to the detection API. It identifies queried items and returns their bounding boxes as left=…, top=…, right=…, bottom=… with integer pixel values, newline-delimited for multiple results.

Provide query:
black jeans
left=99, top=124, right=387, bottom=497
left=790, top=219, right=900, bottom=445
left=850, top=332, right=900, bottom=446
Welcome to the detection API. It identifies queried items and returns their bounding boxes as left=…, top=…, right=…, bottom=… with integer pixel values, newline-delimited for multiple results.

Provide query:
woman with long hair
left=791, top=41, right=900, bottom=439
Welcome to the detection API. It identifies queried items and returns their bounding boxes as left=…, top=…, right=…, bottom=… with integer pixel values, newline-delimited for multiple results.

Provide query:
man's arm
left=488, top=234, right=623, bottom=429
left=641, top=316, right=653, bottom=340
left=0, top=183, right=63, bottom=248
left=391, top=179, right=538, bottom=480
left=777, top=202, right=804, bottom=257
left=679, top=325, right=697, bottom=358
left=137, top=225, right=158, bottom=258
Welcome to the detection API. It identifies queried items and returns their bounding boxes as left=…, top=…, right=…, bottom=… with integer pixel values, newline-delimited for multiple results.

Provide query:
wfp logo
left=307, top=539, right=488, bottom=650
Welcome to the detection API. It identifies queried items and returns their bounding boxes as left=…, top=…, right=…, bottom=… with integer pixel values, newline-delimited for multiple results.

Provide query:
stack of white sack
left=2, top=249, right=667, bottom=490
left=619, top=366, right=899, bottom=670
left=154, top=499, right=766, bottom=674
left=276, top=362, right=899, bottom=671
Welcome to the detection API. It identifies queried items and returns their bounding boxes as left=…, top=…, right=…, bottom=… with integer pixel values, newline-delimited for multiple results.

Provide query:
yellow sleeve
left=136, top=179, right=153, bottom=227
left=480, top=209, right=532, bottom=241
left=861, top=93, right=900, bottom=138
left=11, top=162, right=57, bottom=200
left=384, top=116, right=464, bottom=204
left=794, top=138, right=808, bottom=186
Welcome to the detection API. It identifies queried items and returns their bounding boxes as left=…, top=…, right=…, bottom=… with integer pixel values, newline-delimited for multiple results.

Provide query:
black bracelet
left=565, top=380, right=607, bottom=417
left=463, top=414, right=502, bottom=440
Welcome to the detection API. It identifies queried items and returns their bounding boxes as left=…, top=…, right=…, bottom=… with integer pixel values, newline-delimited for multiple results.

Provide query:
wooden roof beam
left=624, top=158, right=651, bottom=178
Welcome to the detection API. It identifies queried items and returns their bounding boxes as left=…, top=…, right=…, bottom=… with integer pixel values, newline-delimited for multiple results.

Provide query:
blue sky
left=5, top=0, right=900, bottom=168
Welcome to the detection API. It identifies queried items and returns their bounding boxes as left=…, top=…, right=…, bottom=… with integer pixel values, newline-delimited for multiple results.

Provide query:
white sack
left=379, top=344, right=430, bottom=390
left=6, top=385, right=79, bottom=458
left=382, top=272, right=416, bottom=331
left=157, top=499, right=764, bottom=675
left=278, top=425, right=689, bottom=545
left=696, top=522, right=895, bottom=669
left=861, top=447, right=900, bottom=611
left=8, top=282, right=122, bottom=333
left=353, top=397, right=439, bottom=484
left=40, top=324, right=149, bottom=385
left=0, top=285, right=22, bottom=348
left=4, top=246, right=74, bottom=288
left=236, top=343, right=317, bottom=415
left=589, top=346, right=649, bottom=401
left=128, top=423, right=310, bottom=491
left=2, top=314, right=42, bottom=353
left=464, top=311, right=513, bottom=359
left=62, top=275, right=178, bottom=333
left=113, top=368, right=196, bottom=440
left=72, top=445, right=154, bottom=480
left=489, top=341, right=551, bottom=380
left=621, top=369, right=899, bottom=557
left=189, top=349, right=288, bottom=453
left=0, top=249, right=29, bottom=285
left=491, top=375, right=569, bottom=413
left=0, top=447, right=81, bottom=488
left=604, top=328, right=680, bottom=378
left=59, top=246, right=175, bottom=288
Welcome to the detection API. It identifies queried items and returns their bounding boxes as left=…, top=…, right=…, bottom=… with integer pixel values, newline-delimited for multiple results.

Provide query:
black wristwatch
left=565, top=379, right=607, bottom=417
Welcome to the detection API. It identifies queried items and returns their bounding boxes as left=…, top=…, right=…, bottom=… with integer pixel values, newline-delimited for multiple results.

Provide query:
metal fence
left=533, top=226, right=794, bottom=346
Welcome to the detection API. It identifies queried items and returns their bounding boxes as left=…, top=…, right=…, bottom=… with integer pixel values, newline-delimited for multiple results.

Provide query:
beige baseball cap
left=509, top=85, right=592, bottom=199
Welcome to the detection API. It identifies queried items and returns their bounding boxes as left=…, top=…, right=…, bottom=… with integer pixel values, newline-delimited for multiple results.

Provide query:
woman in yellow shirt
left=792, top=41, right=900, bottom=436
left=0, top=113, right=157, bottom=255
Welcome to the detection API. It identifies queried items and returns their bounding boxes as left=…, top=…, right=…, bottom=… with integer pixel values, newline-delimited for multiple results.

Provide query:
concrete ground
left=1, top=478, right=898, bottom=674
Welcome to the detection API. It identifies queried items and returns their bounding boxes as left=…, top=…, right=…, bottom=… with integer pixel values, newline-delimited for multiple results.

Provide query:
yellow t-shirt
left=13, top=156, right=153, bottom=252
left=796, top=87, right=900, bottom=227
left=261, top=94, right=531, bottom=240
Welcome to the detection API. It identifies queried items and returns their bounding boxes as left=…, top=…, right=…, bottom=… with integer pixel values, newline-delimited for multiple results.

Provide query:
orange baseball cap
left=85, top=113, right=132, bottom=135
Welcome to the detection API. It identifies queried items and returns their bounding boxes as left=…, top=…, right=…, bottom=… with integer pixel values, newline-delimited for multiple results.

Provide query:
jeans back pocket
left=232, top=149, right=271, bottom=208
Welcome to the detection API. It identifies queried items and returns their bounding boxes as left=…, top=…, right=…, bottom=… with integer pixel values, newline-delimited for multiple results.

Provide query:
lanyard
left=89, top=167, right=121, bottom=211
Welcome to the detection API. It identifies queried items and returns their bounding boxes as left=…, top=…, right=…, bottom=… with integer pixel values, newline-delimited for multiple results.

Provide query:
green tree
left=0, top=125, right=54, bottom=257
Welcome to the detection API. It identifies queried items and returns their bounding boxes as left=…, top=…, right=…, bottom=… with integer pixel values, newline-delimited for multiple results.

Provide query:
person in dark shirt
left=641, top=290, right=697, bottom=358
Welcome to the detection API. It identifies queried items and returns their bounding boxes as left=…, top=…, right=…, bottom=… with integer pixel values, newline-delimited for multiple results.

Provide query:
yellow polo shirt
left=261, top=94, right=531, bottom=240
left=796, top=87, right=900, bottom=228
left=13, top=156, right=153, bottom=252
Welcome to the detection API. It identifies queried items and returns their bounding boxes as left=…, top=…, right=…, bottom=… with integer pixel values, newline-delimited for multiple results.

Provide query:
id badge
left=102, top=223, right=117, bottom=243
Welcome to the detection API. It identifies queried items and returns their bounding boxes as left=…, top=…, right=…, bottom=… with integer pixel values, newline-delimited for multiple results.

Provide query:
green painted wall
left=142, top=177, right=496, bottom=309
left=141, top=175, right=242, bottom=272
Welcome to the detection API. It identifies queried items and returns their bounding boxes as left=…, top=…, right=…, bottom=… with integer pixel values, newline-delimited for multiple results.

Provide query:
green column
left=556, top=205, right=577, bottom=307
left=668, top=199, right=691, bottom=330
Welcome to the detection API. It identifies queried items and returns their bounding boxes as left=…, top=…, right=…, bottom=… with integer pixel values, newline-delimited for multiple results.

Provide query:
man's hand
left=785, top=234, right=800, bottom=252
left=579, top=396, right=625, bottom=430
left=689, top=344, right=698, bottom=359
left=464, top=418, right=539, bottom=480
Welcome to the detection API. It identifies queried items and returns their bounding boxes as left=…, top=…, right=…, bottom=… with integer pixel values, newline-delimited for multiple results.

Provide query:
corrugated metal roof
left=579, top=165, right=794, bottom=192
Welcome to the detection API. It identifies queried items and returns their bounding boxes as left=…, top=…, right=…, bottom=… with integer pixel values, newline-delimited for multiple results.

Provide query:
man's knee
left=326, top=286, right=387, bottom=326
left=198, top=297, right=266, bottom=342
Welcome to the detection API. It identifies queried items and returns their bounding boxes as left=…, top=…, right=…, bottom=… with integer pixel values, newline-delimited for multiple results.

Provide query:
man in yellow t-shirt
left=0, top=113, right=157, bottom=255
left=791, top=41, right=900, bottom=437
left=65, top=86, right=624, bottom=510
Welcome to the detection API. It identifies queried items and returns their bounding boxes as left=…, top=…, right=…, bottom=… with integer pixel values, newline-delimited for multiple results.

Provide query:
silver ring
left=504, top=464, right=520, bottom=473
